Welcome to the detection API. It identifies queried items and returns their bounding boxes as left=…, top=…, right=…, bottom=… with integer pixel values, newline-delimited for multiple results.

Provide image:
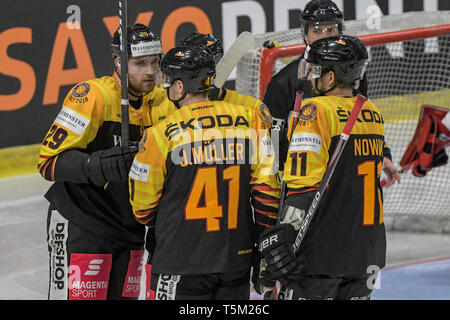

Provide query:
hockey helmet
left=298, top=35, right=368, bottom=84
left=180, top=32, right=224, bottom=65
left=111, top=23, right=162, bottom=59
left=300, top=0, right=343, bottom=36
left=160, top=45, right=216, bottom=93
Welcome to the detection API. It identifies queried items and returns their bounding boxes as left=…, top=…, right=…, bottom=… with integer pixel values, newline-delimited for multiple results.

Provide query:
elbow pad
left=52, top=149, right=90, bottom=184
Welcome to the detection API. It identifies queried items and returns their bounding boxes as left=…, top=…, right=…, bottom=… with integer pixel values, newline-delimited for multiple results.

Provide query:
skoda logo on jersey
left=299, top=104, right=317, bottom=121
left=72, top=82, right=90, bottom=98
left=165, top=114, right=250, bottom=140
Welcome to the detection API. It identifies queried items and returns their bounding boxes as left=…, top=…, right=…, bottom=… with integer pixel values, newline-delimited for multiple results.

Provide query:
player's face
left=305, top=23, right=340, bottom=45
left=128, top=55, right=160, bottom=94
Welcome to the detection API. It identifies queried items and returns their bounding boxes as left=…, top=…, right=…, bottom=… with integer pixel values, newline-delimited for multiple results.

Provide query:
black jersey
left=130, top=100, right=281, bottom=275
left=284, top=95, right=386, bottom=277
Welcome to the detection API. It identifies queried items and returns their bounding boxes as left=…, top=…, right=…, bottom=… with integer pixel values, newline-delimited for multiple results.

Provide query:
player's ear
left=173, top=79, right=185, bottom=99
left=327, top=70, right=336, bottom=87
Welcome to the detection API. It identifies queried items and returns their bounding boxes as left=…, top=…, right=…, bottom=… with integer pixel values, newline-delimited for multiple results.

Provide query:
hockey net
left=236, top=11, right=450, bottom=233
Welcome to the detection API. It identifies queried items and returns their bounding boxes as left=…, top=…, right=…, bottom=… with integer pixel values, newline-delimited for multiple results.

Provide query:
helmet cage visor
left=298, top=58, right=322, bottom=80
left=356, top=61, right=368, bottom=81
left=162, top=73, right=176, bottom=89
left=308, top=23, right=340, bottom=35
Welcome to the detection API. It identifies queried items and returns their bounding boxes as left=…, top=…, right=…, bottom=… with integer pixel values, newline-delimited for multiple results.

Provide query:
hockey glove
left=258, top=223, right=299, bottom=281
left=87, top=145, right=138, bottom=187
left=251, top=251, right=276, bottom=296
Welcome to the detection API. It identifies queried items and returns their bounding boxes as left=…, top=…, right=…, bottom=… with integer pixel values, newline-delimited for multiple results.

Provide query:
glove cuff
left=87, top=150, right=106, bottom=187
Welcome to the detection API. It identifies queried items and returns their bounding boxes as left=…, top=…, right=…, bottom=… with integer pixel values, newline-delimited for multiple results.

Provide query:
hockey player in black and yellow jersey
left=263, top=1, right=399, bottom=181
left=258, top=35, right=387, bottom=300
left=180, top=32, right=274, bottom=130
left=129, top=45, right=280, bottom=300
left=38, top=24, right=174, bottom=300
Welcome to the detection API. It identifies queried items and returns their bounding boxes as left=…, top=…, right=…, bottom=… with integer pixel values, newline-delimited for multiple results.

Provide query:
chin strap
left=165, top=87, right=186, bottom=109
left=127, top=89, right=144, bottom=99
left=315, top=78, right=337, bottom=96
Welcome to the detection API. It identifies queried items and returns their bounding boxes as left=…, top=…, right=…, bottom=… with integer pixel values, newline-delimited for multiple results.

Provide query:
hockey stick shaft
left=292, top=94, right=367, bottom=253
left=278, top=91, right=304, bottom=221
left=119, top=0, right=129, bottom=150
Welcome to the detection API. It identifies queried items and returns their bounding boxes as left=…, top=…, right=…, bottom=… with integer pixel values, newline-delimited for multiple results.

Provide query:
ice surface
left=1, top=174, right=450, bottom=300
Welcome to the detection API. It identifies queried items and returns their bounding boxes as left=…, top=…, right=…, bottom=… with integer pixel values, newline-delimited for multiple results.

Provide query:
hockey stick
left=264, top=94, right=365, bottom=301
left=214, top=31, right=255, bottom=89
left=264, top=92, right=303, bottom=300
left=119, top=0, right=129, bottom=150
left=292, top=94, right=367, bottom=254
left=278, top=91, right=304, bottom=222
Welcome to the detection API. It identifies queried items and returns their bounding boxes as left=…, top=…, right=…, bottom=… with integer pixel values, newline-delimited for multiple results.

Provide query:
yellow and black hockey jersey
left=148, top=84, right=178, bottom=125
left=221, top=88, right=273, bottom=129
left=284, top=95, right=387, bottom=277
left=129, top=99, right=280, bottom=275
left=38, top=76, right=174, bottom=247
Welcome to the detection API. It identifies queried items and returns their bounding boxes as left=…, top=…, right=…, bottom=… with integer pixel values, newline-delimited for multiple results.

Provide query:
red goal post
left=258, top=24, right=450, bottom=101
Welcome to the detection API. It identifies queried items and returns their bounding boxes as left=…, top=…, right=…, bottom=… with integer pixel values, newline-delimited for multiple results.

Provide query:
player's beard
left=129, top=74, right=156, bottom=95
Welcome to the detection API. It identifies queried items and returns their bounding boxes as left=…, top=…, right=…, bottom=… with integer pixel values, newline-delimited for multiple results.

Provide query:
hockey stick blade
left=214, top=31, right=255, bottom=88
left=292, top=94, right=367, bottom=253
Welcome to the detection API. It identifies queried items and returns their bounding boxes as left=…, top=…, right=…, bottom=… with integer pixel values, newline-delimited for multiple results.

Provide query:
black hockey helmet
left=180, top=32, right=224, bottom=65
left=111, top=23, right=162, bottom=60
left=300, top=0, right=343, bottom=35
left=160, top=45, right=216, bottom=93
left=299, top=35, right=368, bottom=84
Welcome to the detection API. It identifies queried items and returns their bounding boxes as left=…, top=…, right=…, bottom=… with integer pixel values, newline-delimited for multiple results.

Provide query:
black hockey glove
left=87, top=145, right=138, bottom=187
left=251, top=250, right=276, bottom=296
left=258, top=223, right=299, bottom=281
